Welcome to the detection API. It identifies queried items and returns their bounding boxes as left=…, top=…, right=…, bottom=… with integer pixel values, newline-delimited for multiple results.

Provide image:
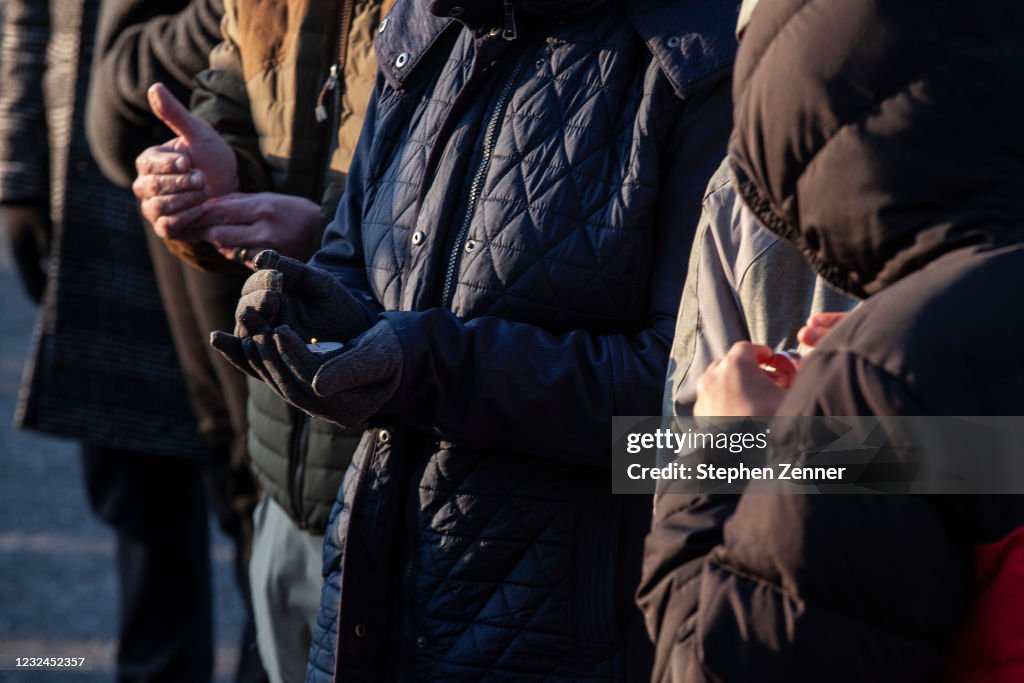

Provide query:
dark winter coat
left=85, top=0, right=223, bottom=187
left=84, top=0, right=386, bottom=531
left=303, top=0, right=738, bottom=679
left=637, top=1, right=1024, bottom=681
left=0, top=0, right=207, bottom=458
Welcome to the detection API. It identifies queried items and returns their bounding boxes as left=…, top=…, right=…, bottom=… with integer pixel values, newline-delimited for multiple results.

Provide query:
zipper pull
left=502, top=0, right=517, bottom=41
left=315, top=64, right=339, bottom=123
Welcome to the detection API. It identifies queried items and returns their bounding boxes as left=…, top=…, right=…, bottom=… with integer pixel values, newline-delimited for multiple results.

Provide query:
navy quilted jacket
left=306, top=0, right=737, bottom=679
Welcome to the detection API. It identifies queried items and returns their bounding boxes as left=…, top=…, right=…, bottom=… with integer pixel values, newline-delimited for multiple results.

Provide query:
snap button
left=354, top=624, right=367, bottom=638
left=666, top=36, right=681, bottom=48
left=377, top=17, right=389, bottom=33
left=416, top=635, right=427, bottom=648
left=464, top=239, right=476, bottom=253
left=449, top=6, right=463, bottom=16
left=535, top=58, right=545, bottom=69
left=378, top=429, right=391, bottom=444
left=411, top=230, right=425, bottom=246
left=395, top=52, right=410, bottom=68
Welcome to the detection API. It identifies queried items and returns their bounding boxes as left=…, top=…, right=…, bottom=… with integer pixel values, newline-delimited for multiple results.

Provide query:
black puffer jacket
left=637, top=1, right=1024, bottom=682
left=304, top=0, right=739, bottom=680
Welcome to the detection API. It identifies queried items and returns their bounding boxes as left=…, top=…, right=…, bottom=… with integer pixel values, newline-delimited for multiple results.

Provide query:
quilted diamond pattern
left=362, top=19, right=661, bottom=334
left=306, top=2, right=737, bottom=680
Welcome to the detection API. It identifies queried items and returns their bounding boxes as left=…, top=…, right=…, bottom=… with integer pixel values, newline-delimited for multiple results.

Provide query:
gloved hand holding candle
left=210, top=250, right=401, bottom=427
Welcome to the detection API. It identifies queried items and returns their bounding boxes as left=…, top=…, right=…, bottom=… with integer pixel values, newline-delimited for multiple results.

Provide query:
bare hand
left=133, top=83, right=238, bottom=238
left=797, top=311, right=849, bottom=348
left=191, top=193, right=320, bottom=264
left=694, top=342, right=786, bottom=417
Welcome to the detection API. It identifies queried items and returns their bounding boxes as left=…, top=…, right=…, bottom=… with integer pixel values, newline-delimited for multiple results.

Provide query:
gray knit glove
left=234, top=249, right=371, bottom=342
left=210, top=320, right=402, bottom=428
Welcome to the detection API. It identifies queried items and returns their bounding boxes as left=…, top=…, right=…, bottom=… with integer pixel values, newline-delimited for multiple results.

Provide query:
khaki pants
left=249, top=496, right=325, bottom=683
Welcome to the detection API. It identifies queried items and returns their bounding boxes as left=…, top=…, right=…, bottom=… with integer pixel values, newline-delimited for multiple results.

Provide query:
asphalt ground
left=0, top=216, right=246, bottom=682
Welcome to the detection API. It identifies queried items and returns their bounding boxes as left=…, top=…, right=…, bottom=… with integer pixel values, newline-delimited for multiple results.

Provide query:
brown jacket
left=177, top=0, right=391, bottom=269
left=184, top=0, right=390, bottom=530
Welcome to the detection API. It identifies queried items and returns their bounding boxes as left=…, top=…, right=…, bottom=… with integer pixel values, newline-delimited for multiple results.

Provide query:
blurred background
left=0, top=214, right=245, bottom=682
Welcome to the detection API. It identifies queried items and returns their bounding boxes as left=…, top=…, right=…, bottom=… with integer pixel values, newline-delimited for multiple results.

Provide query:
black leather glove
left=210, top=320, right=402, bottom=428
left=233, top=249, right=372, bottom=343
left=4, top=202, right=51, bottom=302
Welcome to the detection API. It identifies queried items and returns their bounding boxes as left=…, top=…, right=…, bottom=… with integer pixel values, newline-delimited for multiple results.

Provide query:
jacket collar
left=629, top=0, right=739, bottom=99
left=375, top=0, right=457, bottom=91
left=375, top=0, right=738, bottom=97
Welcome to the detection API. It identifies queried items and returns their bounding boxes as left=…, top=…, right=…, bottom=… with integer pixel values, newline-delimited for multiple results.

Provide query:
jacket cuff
left=374, top=312, right=417, bottom=417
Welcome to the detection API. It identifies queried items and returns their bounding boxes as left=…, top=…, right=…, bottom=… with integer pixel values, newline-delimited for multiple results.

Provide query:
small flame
left=310, top=338, right=318, bottom=344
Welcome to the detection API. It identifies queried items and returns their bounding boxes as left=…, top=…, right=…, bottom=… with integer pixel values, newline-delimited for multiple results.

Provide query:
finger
left=142, top=190, right=207, bottom=221
left=135, top=145, right=191, bottom=176
left=252, top=250, right=337, bottom=299
left=235, top=289, right=281, bottom=337
left=250, top=333, right=314, bottom=405
left=311, top=324, right=398, bottom=397
left=799, top=312, right=849, bottom=347
left=273, top=325, right=322, bottom=386
left=151, top=204, right=206, bottom=240
left=148, top=82, right=210, bottom=141
left=797, top=325, right=820, bottom=347
left=806, top=312, right=848, bottom=329
left=199, top=224, right=261, bottom=250
left=726, top=341, right=774, bottom=365
left=132, top=171, right=206, bottom=201
left=197, top=193, right=261, bottom=227
left=240, top=269, right=284, bottom=297
left=210, top=331, right=261, bottom=379
left=241, top=336, right=283, bottom=392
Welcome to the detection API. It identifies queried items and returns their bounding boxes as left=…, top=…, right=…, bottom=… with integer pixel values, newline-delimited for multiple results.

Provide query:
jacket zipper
left=502, top=0, right=518, bottom=41
left=292, top=417, right=310, bottom=529
left=287, top=409, right=309, bottom=526
left=439, top=57, right=526, bottom=309
left=290, top=4, right=355, bottom=525
left=316, top=0, right=355, bottom=122
left=313, top=0, right=356, bottom=199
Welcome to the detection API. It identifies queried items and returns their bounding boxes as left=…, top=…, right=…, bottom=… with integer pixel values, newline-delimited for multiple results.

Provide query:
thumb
left=311, top=322, right=400, bottom=397
left=750, top=343, right=776, bottom=364
left=252, top=249, right=338, bottom=299
left=148, top=82, right=207, bottom=140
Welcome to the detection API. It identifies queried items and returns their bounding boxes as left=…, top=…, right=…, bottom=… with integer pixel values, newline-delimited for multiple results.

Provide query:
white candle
left=307, top=340, right=344, bottom=354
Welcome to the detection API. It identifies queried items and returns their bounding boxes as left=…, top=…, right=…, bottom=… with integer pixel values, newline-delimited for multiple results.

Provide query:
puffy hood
left=728, top=0, right=1024, bottom=298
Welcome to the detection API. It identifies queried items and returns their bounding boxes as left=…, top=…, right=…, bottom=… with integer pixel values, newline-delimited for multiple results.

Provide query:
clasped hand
left=210, top=251, right=401, bottom=428
left=693, top=312, right=849, bottom=417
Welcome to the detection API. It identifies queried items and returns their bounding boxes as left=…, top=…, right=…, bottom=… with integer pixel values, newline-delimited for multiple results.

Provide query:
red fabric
left=947, top=526, right=1024, bottom=682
